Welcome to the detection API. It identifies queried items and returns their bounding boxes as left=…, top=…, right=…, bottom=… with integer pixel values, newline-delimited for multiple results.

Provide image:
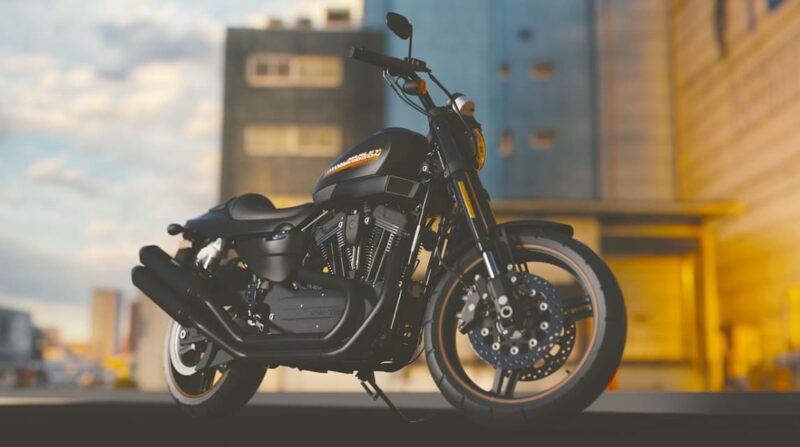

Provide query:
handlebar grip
left=349, top=46, right=410, bottom=75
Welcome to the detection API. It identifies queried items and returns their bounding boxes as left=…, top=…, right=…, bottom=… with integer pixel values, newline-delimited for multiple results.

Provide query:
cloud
left=184, top=100, right=220, bottom=137
left=26, top=156, right=105, bottom=196
left=0, top=234, right=87, bottom=304
left=83, top=219, right=119, bottom=238
left=0, top=187, right=22, bottom=203
left=97, top=13, right=222, bottom=77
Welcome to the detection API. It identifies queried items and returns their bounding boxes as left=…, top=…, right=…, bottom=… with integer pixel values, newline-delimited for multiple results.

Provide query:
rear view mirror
left=386, top=13, right=412, bottom=40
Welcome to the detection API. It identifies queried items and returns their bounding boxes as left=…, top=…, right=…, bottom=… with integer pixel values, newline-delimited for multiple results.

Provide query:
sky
left=0, top=0, right=362, bottom=342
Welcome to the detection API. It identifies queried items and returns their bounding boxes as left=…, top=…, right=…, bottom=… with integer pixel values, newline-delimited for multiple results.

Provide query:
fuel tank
left=312, top=128, right=428, bottom=205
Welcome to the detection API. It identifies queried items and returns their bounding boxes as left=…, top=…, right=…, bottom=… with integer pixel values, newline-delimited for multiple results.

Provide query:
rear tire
left=163, top=321, right=265, bottom=418
left=424, top=231, right=626, bottom=428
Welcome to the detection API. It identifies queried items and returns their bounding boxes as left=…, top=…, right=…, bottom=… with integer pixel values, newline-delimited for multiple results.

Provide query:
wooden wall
left=670, top=0, right=800, bottom=367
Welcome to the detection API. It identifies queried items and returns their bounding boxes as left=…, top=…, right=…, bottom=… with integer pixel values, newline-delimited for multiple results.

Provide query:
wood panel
left=671, top=0, right=800, bottom=338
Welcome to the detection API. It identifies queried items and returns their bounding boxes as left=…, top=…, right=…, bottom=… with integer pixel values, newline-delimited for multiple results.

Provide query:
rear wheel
left=163, top=320, right=265, bottom=418
left=424, top=230, right=626, bottom=427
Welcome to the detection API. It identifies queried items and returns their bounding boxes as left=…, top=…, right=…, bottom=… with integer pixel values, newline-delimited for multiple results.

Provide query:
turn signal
left=473, top=128, right=486, bottom=170
left=402, top=79, right=427, bottom=95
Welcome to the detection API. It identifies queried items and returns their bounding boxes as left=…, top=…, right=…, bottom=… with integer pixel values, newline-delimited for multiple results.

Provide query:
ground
left=0, top=392, right=798, bottom=444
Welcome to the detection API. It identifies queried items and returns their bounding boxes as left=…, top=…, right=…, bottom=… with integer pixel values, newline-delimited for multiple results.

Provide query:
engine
left=313, top=204, right=410, bottom=285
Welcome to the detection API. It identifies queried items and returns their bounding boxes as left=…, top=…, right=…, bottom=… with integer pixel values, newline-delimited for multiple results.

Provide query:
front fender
left=434, top=219, right=574, bottom=286
left=499, top=219, right=573, bottom=243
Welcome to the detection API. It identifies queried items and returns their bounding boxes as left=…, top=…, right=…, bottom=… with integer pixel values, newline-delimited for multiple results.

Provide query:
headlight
left=473, top=128, right=486, bottom=170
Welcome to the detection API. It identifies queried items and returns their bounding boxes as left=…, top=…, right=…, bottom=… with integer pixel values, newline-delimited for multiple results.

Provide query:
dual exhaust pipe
left=131, top=245, right=369, bottom=363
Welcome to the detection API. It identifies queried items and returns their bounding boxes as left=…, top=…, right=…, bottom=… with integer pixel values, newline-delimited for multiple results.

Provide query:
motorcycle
left=132, top=12, right=626, bottom=426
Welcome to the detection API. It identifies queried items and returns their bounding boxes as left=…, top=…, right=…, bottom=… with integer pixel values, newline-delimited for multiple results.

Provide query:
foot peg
left=356, top=370, right=424, bottom=424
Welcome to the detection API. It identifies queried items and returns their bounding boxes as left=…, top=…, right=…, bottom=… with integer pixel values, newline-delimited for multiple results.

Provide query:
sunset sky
left=0, top=0, right=361, bottom=342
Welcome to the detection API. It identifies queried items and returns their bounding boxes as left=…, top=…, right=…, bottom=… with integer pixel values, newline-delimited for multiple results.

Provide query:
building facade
left=219, top=23, right=385, bottom=205
left=130, top=296, right=170, bottom=390
left=670, top=0, right=800, bottom=390
left=365, top=0, right=599, bottom=200
left=87, top=288, right=120, bottom=363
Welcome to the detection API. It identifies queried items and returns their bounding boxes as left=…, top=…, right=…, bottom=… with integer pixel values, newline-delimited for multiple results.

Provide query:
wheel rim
left=436, top=243, right=601, bottom=403
left=167, top=322, right=227, bottom=398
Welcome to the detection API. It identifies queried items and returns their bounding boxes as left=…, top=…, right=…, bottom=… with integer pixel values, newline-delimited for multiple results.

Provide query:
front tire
left=424, top=230, right=626, bottom=427
left=163, top=321, right=265, bottom=418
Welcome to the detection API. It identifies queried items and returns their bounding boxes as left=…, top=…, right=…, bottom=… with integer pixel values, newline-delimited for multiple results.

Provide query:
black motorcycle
left=132, top=12, right=626, bottom=426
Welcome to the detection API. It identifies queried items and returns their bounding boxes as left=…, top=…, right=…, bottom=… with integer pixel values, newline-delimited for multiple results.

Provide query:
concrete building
left=366, top=0, right=598, bottom=200
left=87, top=288, right=120, bottom=363
left=0, top=307, right=34, bottom=367
left=669, top=0, right=800, bottom=390
left=130, top=296, right=170, bottom=390
left=219, top=13, right=385, bottom=205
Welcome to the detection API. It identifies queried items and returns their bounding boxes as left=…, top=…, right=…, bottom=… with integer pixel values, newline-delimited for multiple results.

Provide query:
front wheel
left=163, top=320, right=265, bottom=418
left=424, top=229, right=626, bottom=427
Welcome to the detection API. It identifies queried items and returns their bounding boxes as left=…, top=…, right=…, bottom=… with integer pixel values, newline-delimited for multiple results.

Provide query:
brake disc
left=465, top=273, right=564, bottom=370
left=512, top=321, right=576, bottom=381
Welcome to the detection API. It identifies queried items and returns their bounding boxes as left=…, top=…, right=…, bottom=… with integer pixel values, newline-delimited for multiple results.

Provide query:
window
left=529, top=130, right=556, bottom=150
left=243, top=125, right=342, bottom=157
left=529, top=62, right=554, bottom=80
left=246, top=54, right=343, bottom=87
left=499, top=130, right=514, bottom=157
left=499, top=62, right=511, bottom=81
left=0, top=315, right=8, bottom=345
left=518, top=28, right=533, bottom=42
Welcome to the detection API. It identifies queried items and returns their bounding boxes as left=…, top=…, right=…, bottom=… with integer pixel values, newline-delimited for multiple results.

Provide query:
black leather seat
left=226, top=194, right=316, bottom=226
left=186, top=194, right=317, bottom=238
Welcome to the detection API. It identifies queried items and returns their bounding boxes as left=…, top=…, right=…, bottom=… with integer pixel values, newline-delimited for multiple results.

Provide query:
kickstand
left=356, top=370, right=424, bottom=424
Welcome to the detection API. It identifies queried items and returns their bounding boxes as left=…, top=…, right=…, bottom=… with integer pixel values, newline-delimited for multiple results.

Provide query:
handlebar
left=349, top=46, right=436, bottom=112
left=349, top=46, right=427, bottom=76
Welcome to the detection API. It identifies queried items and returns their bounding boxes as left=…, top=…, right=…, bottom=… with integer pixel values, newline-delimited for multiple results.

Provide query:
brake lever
left=403, top=57, right=430, bottom=73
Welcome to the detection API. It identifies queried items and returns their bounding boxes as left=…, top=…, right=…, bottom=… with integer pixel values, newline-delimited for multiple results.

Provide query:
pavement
left=0, top=390, right=798, bottom=443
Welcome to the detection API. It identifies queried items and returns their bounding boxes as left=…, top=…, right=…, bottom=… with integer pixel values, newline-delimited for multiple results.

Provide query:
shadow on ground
left=0, top=404, right=796, bottom=443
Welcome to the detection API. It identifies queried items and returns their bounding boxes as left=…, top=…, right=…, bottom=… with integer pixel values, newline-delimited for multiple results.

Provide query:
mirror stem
left=408, top=34, right=413, bottom=59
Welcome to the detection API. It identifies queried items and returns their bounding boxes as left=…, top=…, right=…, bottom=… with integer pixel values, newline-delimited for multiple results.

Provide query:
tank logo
left=324, top=148, right=383, bottom=177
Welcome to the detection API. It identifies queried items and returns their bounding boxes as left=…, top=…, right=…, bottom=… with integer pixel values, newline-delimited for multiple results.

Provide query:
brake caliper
left=459, top=273, right=564, bottom=370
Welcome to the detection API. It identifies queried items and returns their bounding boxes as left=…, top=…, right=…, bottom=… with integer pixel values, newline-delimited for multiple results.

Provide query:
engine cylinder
left=314, top=204, right=409, bottom=285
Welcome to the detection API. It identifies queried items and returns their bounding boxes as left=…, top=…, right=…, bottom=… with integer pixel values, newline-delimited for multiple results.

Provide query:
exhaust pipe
left=131, top=266, right=194, bottom=326
left=138, top=245, right=205, bottom=299
left=131, top=251, right=247, bottom=358
left=131, top=245, right=367, bottom=360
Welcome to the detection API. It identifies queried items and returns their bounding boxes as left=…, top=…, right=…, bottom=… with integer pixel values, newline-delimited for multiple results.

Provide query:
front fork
left=450, top=170, right=518, bottom=326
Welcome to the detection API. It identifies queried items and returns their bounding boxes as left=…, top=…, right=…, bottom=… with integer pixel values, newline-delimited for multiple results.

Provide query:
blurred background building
left=0, top=306, right=42, bottom=387
left=670, top=0, right=800, bottom=390
left=219, top=9, right=385, bottom=206
left=87, top=289, right=120, bottom=363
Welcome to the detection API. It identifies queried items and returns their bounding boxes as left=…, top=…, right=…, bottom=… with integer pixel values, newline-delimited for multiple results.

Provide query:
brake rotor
left=465, top=273, right=564, bottom=370
left=511, top=321, right=576, bottom=381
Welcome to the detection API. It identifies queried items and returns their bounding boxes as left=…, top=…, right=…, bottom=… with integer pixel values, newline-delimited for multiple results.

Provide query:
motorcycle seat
left=187, top=194, right=317, bottom=238
left=226, top=193, right=316, bottom=225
